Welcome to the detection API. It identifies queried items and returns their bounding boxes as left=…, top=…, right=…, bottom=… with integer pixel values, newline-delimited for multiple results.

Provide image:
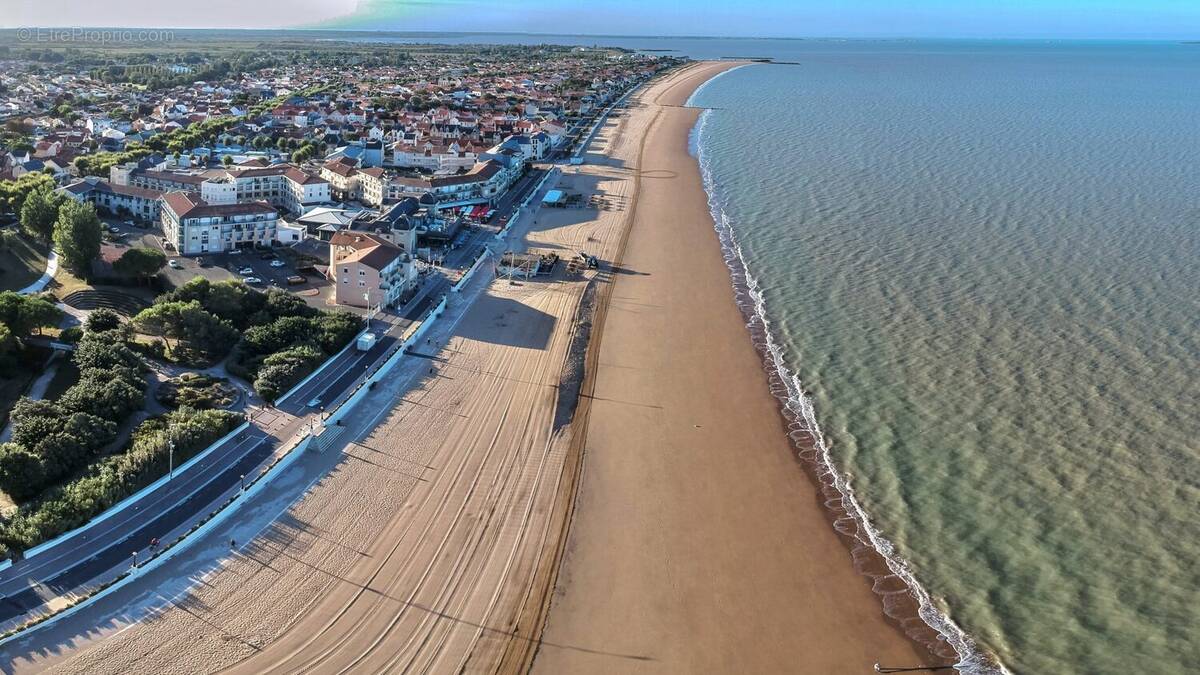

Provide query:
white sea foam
left=686, top=105, right=1011, bottom=675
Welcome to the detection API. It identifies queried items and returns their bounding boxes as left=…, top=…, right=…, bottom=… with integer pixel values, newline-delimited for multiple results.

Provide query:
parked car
left=269, top=260, right=286, bottom=268
left=168, top=259, right=183, bottom=269
left=244, top=276, right=264, bottom=284
left=238, top=267, right=254, bottom=275
left=286, top=275, right=306, bottom=285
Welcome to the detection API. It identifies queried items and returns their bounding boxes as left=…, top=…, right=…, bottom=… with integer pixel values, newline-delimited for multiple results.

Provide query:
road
left=0, top=96, right=567, bottom=638
left=0, top=155, right=545, bottom=632
left=0, top=428, right=280, bottom=625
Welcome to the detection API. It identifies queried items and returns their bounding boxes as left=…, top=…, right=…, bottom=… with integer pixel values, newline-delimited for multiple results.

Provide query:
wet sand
left=533, top=62, right=932, bottom=673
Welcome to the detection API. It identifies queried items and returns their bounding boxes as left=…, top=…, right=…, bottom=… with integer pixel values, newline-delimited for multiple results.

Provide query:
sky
left=5, top=0, right=1200, bottom=40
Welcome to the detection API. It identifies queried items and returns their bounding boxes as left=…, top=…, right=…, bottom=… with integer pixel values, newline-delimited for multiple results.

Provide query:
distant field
left=0, top=231, right=49, bottom=293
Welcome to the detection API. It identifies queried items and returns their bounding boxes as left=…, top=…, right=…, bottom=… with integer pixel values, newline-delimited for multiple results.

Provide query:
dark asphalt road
left=0, top=430, right=275, bottom=622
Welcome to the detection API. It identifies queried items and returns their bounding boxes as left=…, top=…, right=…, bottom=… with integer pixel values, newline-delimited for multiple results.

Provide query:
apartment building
left=327, top=231, right=418, bottom=309
left=113, top=161, right=329, bottom=216
left=60, top=177, right=165, bottom=220
left=160, top=180, right=279, bottom=255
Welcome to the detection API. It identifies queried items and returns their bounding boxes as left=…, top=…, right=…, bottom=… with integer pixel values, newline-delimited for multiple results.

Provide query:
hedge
left=0, top=407, right=243, bottom=554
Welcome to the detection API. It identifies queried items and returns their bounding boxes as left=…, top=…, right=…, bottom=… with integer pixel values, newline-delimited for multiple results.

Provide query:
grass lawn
left=0, top=230, right=49, bottom=292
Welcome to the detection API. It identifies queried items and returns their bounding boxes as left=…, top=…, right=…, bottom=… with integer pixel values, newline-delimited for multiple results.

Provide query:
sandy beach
left=4, top=61, right=930, bottom=674
left=531, top=62, right=932, bottom=673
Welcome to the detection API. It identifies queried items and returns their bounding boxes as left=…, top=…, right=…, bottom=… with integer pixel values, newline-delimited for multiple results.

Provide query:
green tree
left=59, top=372, right=144, bottom=420
left=113, top=247, right=166, bottom=281
left=0, top=291, right=61, bottom=336
left=0, top=443, right=46, bottom=502
left=84, top=307, right=123, bottom=333
left=19, top=187, right=61, bottom=242
left=52, top=200, right=103, bottom=276
left=133, top=300, right=236, bottom=359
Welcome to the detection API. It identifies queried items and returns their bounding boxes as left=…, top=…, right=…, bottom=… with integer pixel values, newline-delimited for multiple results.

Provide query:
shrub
left=253, top=344, right=324, bottom=401
left=58, top=326, right=83, bottom=344
left=84, top=308, right=124, bottom=333
left=0, top=408, right=242, bottom=553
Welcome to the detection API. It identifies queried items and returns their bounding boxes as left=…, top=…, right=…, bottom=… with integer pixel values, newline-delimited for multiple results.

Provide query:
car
left=109, top=229, right=122, bottom=237
left=307, top=397, right=322, bottom=408
left=244, top=276, right=264, bottom=284
left=238, top=267, right=254, bottom=275
left=168, top=259, right=183, bottom=269
left=228, top=249, right=242, bottom=255
left=124, top=220, right=134, bottom=227
left=269, top=259, right=286, bottom=268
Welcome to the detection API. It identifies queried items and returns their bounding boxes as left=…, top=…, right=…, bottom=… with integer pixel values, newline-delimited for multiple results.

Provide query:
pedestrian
left=149, top=537, right=159, bottom=551
left=230, top=537, right=236, bottom=550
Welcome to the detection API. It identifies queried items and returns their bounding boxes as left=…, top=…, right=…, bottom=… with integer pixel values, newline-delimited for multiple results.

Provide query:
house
left=327, top=231, right=418, bottom=308
left=320, top=156, right=360, bottom=201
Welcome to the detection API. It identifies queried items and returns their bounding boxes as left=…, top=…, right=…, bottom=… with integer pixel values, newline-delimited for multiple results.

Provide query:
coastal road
left=0, top=427, right=280, bottom=624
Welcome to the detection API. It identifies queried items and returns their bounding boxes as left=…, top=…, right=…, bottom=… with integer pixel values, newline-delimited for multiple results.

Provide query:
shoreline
left=689, top=107, right=989, bottom=671
left=533, top=61, right=946, bottom=673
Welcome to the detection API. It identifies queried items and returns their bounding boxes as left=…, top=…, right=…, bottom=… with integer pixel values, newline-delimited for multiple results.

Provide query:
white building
left=161, top=190, right=279, bottom=256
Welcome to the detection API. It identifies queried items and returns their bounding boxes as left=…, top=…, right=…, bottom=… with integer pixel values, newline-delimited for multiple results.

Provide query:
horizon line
left=0, top=26, right=1197, bottom=43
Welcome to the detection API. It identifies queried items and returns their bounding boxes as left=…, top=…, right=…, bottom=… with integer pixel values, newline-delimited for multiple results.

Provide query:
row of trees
left=0, top=321, right=146, bottom=502
left=0, top=406, right=242, bottom=555
left=0, top=172, right=55, bottom=216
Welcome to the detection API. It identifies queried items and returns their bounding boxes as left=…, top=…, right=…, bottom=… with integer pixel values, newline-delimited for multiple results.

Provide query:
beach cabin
left=542, top=189, right=567, bottom=208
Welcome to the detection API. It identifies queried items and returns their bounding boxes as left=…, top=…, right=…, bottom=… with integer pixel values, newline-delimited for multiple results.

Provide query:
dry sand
left=6, top=61, right=932, bottom=674
left=531, top=62, right=933, bottom=673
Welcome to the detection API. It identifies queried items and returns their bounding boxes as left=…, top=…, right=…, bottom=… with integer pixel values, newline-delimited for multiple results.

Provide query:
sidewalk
left=0, top=312, right=418, bottom=633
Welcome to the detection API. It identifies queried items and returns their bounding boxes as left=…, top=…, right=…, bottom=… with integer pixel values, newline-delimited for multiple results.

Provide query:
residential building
left=60, top=177, right=164, bottom=220
left=327, top=231, right=418, bottom=308
left=160, top=187, right=279, bottom=255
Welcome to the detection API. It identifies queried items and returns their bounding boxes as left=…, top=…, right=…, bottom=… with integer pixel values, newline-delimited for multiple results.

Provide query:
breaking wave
left=687, top=105, right=1009, bottom=675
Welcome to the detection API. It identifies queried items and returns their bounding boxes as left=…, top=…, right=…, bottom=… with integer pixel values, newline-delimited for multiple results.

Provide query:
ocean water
left=685, top=43, right=1200, bottom=674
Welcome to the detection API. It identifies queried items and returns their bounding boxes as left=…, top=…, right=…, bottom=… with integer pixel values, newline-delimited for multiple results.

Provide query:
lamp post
left=240, top=474, right=246, bottom=492
left=168, top=439, right=175, bottom=480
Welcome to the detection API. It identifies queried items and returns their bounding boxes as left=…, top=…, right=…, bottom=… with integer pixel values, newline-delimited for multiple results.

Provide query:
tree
left=9, top=398, right=61, bottom=449
left=0, top=291, right=61, bottom=336
left=113, top=247, right=166, bottom=281
left=73, top=331, right=142, bottom=372
left=133, top=300, right=236, bottom=359
left=59, top=372, right=144, bottom=420
left=19, top=187, right=61, bottom=242
left=222, top=154, right=233, bottom=166
left=84, top=307, right=122, bottom=333
left=52, top=199, right=103, bottom=276
left=0, top=443, right=46, bottom=502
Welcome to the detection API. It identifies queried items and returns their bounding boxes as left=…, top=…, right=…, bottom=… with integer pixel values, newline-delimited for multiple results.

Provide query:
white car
left=244, top=276, right=264, bottom=284
left=238, top=267, right=254, bottom=275
left=168, top=259, right=183, bottom=269
left=269, top=259, right=286, bottom=268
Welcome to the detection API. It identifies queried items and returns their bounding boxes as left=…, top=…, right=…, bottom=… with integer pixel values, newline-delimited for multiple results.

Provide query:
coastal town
left=1, top=41, right=669, bottom=313
left=0, top=33, right=689, bottom=662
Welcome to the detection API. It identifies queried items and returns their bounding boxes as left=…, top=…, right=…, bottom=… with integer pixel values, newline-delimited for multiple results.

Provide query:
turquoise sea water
left=685, top=42, right=1200, bottom=674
